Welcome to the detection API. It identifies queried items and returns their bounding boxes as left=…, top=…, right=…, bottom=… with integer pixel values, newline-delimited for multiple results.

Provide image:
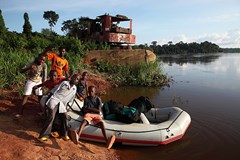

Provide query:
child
left=76, top=71, right=88, bottom=101
left=15, top=55, right=47, bottom=119
left=71, top=86, right=116, bottom=149
left=38, top=74, right=80, bottom=142
left=33, top=70, right=66, bottom=92
left=42, top=47, right=70, bottom=78
left=33, top=70, right=66, bottom=138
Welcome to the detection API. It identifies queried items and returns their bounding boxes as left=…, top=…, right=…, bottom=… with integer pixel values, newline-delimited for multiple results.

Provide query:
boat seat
left=140, top=113, right=150, bottom=124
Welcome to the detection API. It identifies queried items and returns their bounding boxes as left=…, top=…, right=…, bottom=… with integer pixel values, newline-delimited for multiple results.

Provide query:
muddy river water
left=102, top=53, right=240, bottom=160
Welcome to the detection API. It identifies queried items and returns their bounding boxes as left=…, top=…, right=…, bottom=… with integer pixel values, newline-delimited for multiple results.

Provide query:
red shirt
left=41, top=77, right=65, bottom=90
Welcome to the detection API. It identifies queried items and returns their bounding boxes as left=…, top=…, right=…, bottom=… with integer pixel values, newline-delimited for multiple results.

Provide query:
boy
left=38, top=74, right=80, bottom=141
left=71, top=86, right=115, bottom=149
left=34, top=70, right=66, bottom=138
left=15, top=55, right=47, bottom=119
left=76, top=71, right=88, bottom=101
left=43, top=47, right=70, bottom=78
left=33, top=70, right=66, bottom=91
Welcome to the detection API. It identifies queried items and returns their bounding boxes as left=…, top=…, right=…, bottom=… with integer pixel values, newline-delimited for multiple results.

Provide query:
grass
left=94, top=59, right=168, bottom=86
left=0, top=50, right=86, bottom=89
left=0, top=49, right=168, bottom=91
left=0, top=50, right=34, bottom=89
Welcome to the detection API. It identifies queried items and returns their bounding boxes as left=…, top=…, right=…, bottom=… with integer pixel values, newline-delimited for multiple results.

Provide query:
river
left=101, top=53, right=240, bottom=160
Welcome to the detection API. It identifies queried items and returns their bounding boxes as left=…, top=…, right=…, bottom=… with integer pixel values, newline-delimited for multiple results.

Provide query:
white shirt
left=22, top=60, right=47, bottom=82
left=46, top=81, right=76, bottom=113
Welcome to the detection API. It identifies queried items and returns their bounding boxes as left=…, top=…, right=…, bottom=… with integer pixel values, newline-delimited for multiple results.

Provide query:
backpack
left=116, top=106, right=140, bottom=124
left=128, top=96, right=155, bottom=113
left=102, top=100, right=124, bottom=121
left=102, top=100, right=140, bottom=123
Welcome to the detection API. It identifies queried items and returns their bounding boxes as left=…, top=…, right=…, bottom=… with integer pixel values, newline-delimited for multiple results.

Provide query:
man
left=71, top=86, right=115, bottom=149
left=38, top=74, right=80, bottom=141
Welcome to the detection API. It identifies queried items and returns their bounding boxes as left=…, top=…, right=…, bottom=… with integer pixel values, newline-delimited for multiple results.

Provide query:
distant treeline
left=133, top=41, right=225, bottom=55
left=222, top=48, right=240, bottom=53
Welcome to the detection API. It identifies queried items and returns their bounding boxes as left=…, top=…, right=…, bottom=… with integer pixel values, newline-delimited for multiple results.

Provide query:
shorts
left=24, top=79, right=43, bottom=96
left=83, top=113, right=103, bottom=125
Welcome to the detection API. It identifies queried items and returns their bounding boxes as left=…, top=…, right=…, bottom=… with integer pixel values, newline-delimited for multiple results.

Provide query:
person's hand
left=31, top=64, right=37, bottom=70
left=79, top=97, right=84, bottom=101
left=33, top=86, right=38, bottom=91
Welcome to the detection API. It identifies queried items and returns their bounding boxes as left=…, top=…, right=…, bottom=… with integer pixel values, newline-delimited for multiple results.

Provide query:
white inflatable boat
left=67, top=99, right=191, bottom=146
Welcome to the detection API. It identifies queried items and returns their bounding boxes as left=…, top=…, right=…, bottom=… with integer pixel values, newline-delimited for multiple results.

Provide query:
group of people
left=15, top=46, right=115, bottom=149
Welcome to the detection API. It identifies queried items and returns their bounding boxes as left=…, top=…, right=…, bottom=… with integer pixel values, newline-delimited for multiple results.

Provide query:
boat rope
left=166, top=110, right=184, bottom=130
left=67, top=99, right=83, bottom=115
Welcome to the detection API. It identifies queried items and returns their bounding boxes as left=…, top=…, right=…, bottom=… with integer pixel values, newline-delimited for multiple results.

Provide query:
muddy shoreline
left=0, top=74, right=119, bottom=160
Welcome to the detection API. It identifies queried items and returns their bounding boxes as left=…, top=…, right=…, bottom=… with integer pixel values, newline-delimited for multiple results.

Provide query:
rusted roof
left=97, top=14, right=131, bottom=22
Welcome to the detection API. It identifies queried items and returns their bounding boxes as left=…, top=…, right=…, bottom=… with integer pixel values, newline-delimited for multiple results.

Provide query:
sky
left=1, top=0, right=240, bottom=48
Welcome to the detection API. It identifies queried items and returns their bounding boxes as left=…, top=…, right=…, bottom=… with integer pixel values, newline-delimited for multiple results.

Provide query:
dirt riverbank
left=0, top=75, right=119, bottom=160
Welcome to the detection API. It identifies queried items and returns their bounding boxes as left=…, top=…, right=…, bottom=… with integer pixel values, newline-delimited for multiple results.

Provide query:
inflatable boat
left=67, top=99, right=191, bottom=146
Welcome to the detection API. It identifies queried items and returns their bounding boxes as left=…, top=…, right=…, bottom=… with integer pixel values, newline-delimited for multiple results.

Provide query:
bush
left=0, top=50, right=35, bottom=89
left=94, top=60, right=168, bottom=86
left=66, top=51, right=85, bottom=74
left=2, top=32, right=28, bottom=51
left=27, top=35, right=51, bottom=52
left=0, top=31, right=168, bottom=90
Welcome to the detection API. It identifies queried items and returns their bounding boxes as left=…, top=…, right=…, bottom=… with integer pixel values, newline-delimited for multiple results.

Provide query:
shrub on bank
left=0, top=32, right=168, bottom=89
left=94, top=60, right=168, bottom=87
left=0, top=48, right=168, bottom=90
left=0, top=50, right=84, bottom=89
left=0, top=50, right=33, bottom=89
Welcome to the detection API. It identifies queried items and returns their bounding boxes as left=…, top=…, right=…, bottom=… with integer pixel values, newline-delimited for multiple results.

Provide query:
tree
left=61, top=18, right=80, bottom=37
left=168, top=41, right=173, bottom=45
left=151, top=41, right=157, bottom=47
left=0, top=10, right=7, bottom=35
left=41, top=28, right=53, bottom=37
left=22, top=12, right=32, bottom=36
left=61, top=17, right=89, bottom=38
left=43, top=11, right=59, bottom=31
left=150, top=41, right=158, bottom=53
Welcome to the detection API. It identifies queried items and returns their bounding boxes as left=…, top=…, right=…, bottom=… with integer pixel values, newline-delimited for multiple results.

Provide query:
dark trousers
left=39, top=104, right=68, bottom=138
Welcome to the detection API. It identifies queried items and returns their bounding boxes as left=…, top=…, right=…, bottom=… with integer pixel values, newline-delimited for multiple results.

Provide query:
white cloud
left=212, top=61, right=229, bottom=72
left=156, top=29, right=240, bottom=48
left=194, top=30, right=240, bottom=48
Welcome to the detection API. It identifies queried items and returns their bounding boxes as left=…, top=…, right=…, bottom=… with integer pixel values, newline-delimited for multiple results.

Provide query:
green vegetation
left=61, top=17, right=89, bottom=38
left=133, top=41, right=224, bottom=54
left=0, top=10, right=7, bottom=35
left=222, top=48, right=240, bottom=53
left=0, top=50, right=32, bottom=89
left=43, top=11, right=59, bottom=32
left=0, top=44, right=167, bottom=89
left=94, top=60, right=168, bottom=87
left=0, top=10, right=168, bottom=90
left=23, top=12, right=32, bottom=36
left=0, top=49, right=84, bottom=89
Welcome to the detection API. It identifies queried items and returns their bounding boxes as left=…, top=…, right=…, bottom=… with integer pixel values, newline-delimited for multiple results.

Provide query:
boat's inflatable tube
left=67, top=99, right=191, bottom=146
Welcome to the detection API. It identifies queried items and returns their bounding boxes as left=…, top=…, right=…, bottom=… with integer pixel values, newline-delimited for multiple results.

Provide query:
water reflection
left=104, top=53, right=240, bottom=160
left=162, top=53, right=240, bottom=91
left=159, top=53, right=221, bottom=65
left=101, top=86, right=161, bottom=105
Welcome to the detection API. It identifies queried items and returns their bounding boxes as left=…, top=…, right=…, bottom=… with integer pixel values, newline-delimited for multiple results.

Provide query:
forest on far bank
left=133, top=41, right=240, bottom=55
